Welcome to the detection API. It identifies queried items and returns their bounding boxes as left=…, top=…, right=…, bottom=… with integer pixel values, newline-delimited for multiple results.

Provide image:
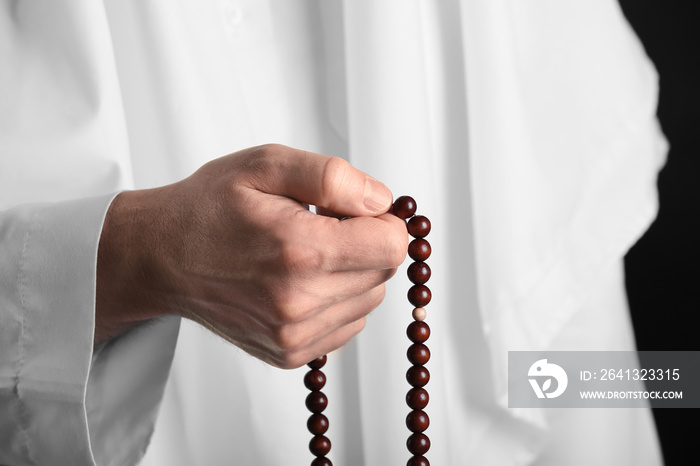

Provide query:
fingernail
left=363, top=177, right=392, bottom=213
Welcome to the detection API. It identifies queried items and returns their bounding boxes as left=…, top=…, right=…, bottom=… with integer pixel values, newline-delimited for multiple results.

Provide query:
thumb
left=246, top=144, right=393, bottom=216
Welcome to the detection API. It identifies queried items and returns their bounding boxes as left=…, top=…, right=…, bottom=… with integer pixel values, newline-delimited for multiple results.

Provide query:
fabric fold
left=459, top=0, right=667, bottom=414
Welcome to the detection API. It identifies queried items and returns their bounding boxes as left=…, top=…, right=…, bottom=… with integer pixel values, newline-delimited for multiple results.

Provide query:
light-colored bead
left=412, top=307, right=427, bottom=322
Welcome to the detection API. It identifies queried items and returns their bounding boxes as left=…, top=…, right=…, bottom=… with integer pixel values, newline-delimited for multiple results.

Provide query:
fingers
left=242, top=144, right=393, bottom=216
left=268, top=284, right=385, bottom=369
left=277, top=318, right=367, bottom=369
left=228, top=144, right=408, bottom=271
left=328, top=213, right=409, bottom=271
left=179, top=144, right=405, bottom=369
left=264, top=266, right=397, bottom=326
left=259, top=208, right=407, bottom=277
left=286, top=283, right=385, bottom=344
left=188, top=282, right=386, bottom=370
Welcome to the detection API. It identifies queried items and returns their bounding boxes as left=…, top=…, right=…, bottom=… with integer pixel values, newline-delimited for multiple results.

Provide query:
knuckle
left=268, top=287, right=300, bottom=323
left=279, top=240, right=325, bottom=275
left=338, top=318, right=367, bottom=344
left=320, top=156, right=351, bottom=206
left=366, top=284, right=386, bottom=312
left=255, top=143, right=289, bottom=158
left=353, top=316, right=368, bottom=335
left=238, top=143, right=288, bottom=178
left=266, top=282, right=315, bottom=325
left=372, top=283, right=387, bottom=304
left=271, top=325, right=304, bottom=353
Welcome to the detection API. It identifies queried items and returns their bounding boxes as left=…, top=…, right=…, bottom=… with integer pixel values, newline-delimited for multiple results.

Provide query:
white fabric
left=0, top=196, right=110, bottom=466
left=0, top=3, right=179, bottom=465
left=0, top=0, right=666, bottom=465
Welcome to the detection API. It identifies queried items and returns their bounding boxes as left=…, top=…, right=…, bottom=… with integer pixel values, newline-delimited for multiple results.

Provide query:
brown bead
left=406, top=410, right=430, bottom=433
left=311, top=458, right=333, bottom=466
left=304, top=369, right=327, bottom=391
left=407, top=215, right=431, bottom=238
left=407, top=321, right=430, bottom=343
left=307, top=413, right=329, bottom=435
left=393, top=195, right=417, bottom=219
left=407, top=262, right=431, bottom=285
left=407, top=343, right=431, bottom=366
left=306, top=391, right=328, bottom=413
left=307, top=355, right=327, bottom=369
left=406, top=387, right=429, bottom=410
left=408, top=239, right=431, bottom=261
left=309, top=435, right=332, bottom=456
left=407, top=433, right=431, bottom=456
left=406, top=366, right=430, bottom=387
left=407, top=456, right=430, bottom=466
left=408, top=285, right=432, bottom=307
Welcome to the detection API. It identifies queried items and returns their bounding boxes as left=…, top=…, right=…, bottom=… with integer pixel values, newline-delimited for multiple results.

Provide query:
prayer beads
left=305, top=195, right=433, bottom=466
left=394, top=195, right=432, bottom=466
left=305, top=355, right=332, bottom=465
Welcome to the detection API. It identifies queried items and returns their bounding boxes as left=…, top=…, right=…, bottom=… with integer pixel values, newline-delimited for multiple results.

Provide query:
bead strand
left=305, top=355, right=332, bottom=466
left=304, top=196, right=433, bottom=466
left=393, top=196, right=432, bottom=466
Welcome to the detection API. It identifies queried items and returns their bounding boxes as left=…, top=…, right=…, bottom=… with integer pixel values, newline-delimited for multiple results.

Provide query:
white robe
left=0, top=1, right=666, bottom=465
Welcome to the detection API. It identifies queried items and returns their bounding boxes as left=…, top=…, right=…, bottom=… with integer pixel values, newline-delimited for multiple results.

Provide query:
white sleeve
left=1, top=2, right=181, bottom=464
left=0, top=195, right=180, bottom=466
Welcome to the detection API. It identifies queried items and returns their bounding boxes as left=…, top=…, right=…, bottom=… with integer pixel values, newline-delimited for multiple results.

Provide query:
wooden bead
left=412, top=307, right=427, bottom=321
left=406, top=387, right=429, bottom=410
left=393, top=195, right=417, bottom=219
left=307, top=413, right=329, bottom=435
left=304, top=369, right=327, bottom=391
left=407, top=343, right=431, bottom=366
left=406, top=366, right=430, bottom=387
left=408, top=285, right=432, bottom=307
left=306, top=391, right=328, bottom=413
left=407, top=215, right=431, bottom=238
left=406, top=410, right=430, bottom=433
left=307, top=355, right=327, bottom=369
left=407, top=433, right=431, bottom=456
left=407, top=456, right=430, bottom=466
left=408, top=239, right=431, bottom=261
left=407, top=321, right=430, bottom=343
left=407, top=262, right=431, bottom=285
left=311, top=458, right=333, bottom=466
left=309, top=435, right=332, bottom=456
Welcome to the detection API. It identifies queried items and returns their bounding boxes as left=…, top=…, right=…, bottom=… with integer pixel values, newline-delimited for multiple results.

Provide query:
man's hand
left=96, top=144, right=408, bottom=368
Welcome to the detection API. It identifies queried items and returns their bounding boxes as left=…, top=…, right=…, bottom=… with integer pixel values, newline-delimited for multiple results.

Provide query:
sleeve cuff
left=0, top=194, right=179, bottom=466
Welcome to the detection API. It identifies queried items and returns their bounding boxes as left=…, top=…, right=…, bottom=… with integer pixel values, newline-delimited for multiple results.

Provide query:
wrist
left=95, top=189, right=170, bottom=343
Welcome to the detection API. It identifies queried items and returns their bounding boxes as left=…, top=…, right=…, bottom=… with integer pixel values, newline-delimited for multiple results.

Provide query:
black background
left=619, top=1, right=700, bottom=464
